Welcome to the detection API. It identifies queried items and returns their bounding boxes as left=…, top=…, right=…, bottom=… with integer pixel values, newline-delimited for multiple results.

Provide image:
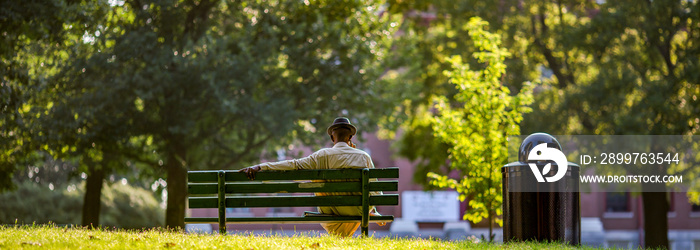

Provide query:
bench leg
left=361, top=169, right=369, bottom=237
left=218, top=170, right=226, bottom=235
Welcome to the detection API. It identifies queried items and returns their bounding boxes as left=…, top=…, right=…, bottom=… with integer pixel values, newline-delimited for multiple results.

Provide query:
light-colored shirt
left=257, top=142, right=381, bottom=215
left=257, top=142, right=374, bottom=171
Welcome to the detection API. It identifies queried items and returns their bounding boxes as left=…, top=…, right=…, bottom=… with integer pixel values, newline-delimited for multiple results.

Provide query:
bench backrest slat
left=188, top=168, right=399, bottom=182
left=189, top=194, right=399, bottom=208
left=188, top=181, right=398, bottom=195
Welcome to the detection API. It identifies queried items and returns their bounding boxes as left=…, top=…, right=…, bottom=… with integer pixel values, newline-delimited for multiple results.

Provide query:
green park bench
left=184, top=168, right=399, bottom=236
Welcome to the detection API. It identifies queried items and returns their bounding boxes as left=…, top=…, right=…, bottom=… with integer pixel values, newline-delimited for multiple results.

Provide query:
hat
left=327, top=117, right=357, bottom=136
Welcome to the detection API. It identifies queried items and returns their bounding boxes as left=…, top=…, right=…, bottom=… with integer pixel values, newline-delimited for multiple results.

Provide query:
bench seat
left=185, top=215, right=395, bottom=224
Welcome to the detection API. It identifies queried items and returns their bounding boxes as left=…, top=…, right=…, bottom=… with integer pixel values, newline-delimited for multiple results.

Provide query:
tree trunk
left=81, top=165, right=105, bottom=228
left=488, top=211, right=494, bottom=242
left=165, top=150, right=187, bottom=230
left=641, top=138, right=669, bottom=249
left=641, top=183, right=669, bottom=249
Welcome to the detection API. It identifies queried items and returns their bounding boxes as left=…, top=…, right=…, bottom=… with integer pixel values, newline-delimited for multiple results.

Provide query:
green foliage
left=426, top=17, right=534, bottom=241
left=411, top=1, right=700, bottom=247
left=3, top=0, right=401, bottom=230
left=99, top=181, right=164, bottom=229
left=517, top=0, right=700, bottom=204
left=381, top=0, right=551, bottom=186
left=0, top=181, right=163, bottom=229
left=0, top=0, right=109, bottom=192
left=0, top=182, right=82, bottom=225
left=521, top=0, right=700, bottom=136
left=395, top=108, right=451, bottom=186
left=384, top=5, right=698, bottom=247
left=37, top=0, right=398, bottom=228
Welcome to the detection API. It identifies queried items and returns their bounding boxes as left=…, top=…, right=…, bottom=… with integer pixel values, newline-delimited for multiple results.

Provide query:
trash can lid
left=518, top=133, right=562, bottom=162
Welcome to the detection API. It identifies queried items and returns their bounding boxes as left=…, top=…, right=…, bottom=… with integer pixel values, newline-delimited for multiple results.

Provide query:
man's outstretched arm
left=239, top=154, right=318, bottom=180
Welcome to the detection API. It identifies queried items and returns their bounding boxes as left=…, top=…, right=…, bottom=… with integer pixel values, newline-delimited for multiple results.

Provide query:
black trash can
left=502, top=133, right=580, bottom=245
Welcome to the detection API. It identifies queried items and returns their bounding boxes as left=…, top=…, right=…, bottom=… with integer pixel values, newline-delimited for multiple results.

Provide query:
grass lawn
left=0, top=225, right=596, bottom=249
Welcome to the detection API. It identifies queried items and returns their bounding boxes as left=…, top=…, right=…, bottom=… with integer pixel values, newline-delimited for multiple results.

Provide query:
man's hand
left=239, top=165, right=261, bottom=180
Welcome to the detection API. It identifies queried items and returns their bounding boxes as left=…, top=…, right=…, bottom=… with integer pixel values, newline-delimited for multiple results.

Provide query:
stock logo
left=527, top=143, right=568, bottom=182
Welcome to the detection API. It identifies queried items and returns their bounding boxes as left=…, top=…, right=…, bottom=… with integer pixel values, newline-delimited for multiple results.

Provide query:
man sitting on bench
left=239, top=117, right=385, bottom=237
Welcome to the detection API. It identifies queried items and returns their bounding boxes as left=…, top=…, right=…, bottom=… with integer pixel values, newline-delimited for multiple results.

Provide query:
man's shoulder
left=315, top=146, right=370, bottom=157
left=342, top=147, right=372, bottom=159
left=352, top=147, right=372, bottom=157
left=310, top=147, right=334, bottom=157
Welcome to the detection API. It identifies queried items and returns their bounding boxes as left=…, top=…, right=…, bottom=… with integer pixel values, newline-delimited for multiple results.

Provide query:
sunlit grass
left=0, top=224, right=596, bottom=249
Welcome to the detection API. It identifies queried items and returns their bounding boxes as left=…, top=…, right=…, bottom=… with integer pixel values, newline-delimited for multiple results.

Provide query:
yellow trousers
left=317, top=206, right=363, bottom=237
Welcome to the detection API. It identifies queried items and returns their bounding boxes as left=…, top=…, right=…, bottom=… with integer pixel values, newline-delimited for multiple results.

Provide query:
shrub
left=0, top=181, right=163, bottom=228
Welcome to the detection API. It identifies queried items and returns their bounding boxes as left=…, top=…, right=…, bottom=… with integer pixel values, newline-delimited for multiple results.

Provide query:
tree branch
left=221, top=132, right=273, bottom=168
left=182, top=0, right=217, bottom=48
left=531, top=13, right=574, bottom=88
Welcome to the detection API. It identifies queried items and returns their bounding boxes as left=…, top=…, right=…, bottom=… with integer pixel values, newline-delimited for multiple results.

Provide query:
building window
left=606, top=192, right=630, bottom=212
left=692, top=203, right=700, bottom=212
